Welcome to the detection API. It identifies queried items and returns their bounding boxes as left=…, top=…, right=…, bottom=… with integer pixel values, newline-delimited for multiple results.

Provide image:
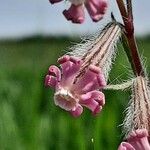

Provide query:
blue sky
left=0, top=0, right=150, bottom=39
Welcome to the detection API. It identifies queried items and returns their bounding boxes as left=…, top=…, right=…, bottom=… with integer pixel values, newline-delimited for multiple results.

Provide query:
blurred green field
left=0, top=36, right=150, bottom=150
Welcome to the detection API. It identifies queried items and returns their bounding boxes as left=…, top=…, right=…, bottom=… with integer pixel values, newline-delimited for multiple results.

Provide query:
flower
left=45, top=22, right=121, bottom=117
left=45, top=55, right=106, bottom=117
left=118, top=129, right=150, bottom=150
left=49, top=0, right=108, bottom=23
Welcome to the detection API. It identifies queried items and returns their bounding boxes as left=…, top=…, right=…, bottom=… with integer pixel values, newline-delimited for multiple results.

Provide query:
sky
left=0, top=0, right=150, bottom=39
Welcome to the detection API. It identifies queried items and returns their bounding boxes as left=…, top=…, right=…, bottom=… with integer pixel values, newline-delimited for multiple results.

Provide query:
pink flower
left=45, top=55, right=106, bottom=117
left=118, top=129, right=150, bottom=150
left=44, top=23, right=121, bottom=117
left=48, top=0, right=108, bottom=23
left=85, top=0, right=108, bottom=22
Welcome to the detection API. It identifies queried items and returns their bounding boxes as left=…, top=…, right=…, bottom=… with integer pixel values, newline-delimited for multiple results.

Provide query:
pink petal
left=63, top=4, right=85, bottom=24
left=73, top=65, right=105, bottom=94
left=70, top=104, right=83, bottom=117
left=45, top=75, right=57, bottom=87
left=58, top=55, right=82, bottom=87
left=81, top=90, right=105, bottom=105
left=85, top=0, right=108, bottom=22
left=128, top=129, right=148, bottom=139
left=84, top=99, right=102, bottom=115
left=91, top=91, right=105, bottom=105
left=118, top=142, right=135, bottom=150
left=49, top=0, right=63, bottom=4
left=48, top=65, right=61, bottom=81
left=97, top=73, right=106, bottom=87
left=89, top=65, right=106, bottom=87
left=80, top=91, right=105, bottom=115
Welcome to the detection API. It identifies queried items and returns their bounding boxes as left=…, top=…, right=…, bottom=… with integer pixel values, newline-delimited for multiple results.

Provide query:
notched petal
left=70, top=104, right=83, bottom=117
left=49, top=65, right=61, bottom=81
left=45, top=75, right=57, bottom=88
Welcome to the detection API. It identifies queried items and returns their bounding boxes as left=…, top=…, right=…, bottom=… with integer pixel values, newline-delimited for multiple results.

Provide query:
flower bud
left=123, top=76, right=150, bottom=137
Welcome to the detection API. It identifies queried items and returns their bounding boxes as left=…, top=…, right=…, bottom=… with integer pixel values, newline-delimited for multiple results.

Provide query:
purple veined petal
left=63, top=4, right=85, bottom=24
left=49, top=65, right=61, bottom=81
left=70, top=104, right=83, bottom=117
left=85, top=0, right=108, bottom=22
left=45, top=75, right=57, bottom=88
left=49, top=0, right=63, bottom=4
left=118, top=142, right=135, bottom=150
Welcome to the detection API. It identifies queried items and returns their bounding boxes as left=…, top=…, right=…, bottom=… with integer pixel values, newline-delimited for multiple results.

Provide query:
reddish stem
left=116, top=0, right=145, bottom=76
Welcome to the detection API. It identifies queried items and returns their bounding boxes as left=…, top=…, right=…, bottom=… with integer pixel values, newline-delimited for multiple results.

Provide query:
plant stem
left=116, top=0, right=128, bottom=26
left=127, top=35, right=144, bottom=76
left=127, top=0, right=133, bottom=20
left=116, top=0, right=145, bottom=76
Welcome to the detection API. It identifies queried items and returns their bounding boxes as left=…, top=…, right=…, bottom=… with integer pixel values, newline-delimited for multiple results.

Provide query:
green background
left=0, top=36, right=149, bottom=150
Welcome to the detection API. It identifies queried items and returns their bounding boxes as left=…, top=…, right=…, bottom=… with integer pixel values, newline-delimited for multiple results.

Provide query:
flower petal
left=58, top=55, right=82, bottom=87
left=45, top=75, right=57, bottom=87
left=80, top=90, right=105, bottom=115
left=49, top=65, right=61, bottom=81
left=70, top=104, right=83, bottom=117
left=118, top=142, right=135, bottom=150
left=73, top=65, right=106, bottom=94
left=63, top=4, right=85, bottom=24
left=85, top=0, right=108, bottom=22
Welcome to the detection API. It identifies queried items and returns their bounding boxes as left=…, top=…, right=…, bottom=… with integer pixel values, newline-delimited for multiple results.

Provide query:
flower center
left=54, top=88, right=79, bottom=111
left=57, top=89, right=76, bottom=101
